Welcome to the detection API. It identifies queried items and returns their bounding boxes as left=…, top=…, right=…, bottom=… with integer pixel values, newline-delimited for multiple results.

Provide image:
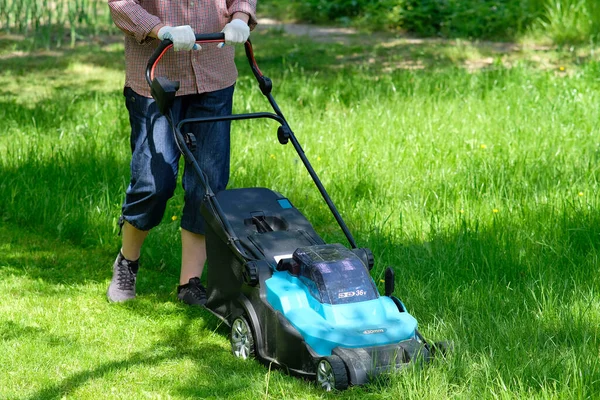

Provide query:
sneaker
left=107, top=252, right=139, bottom=302
left=177, top=277, right=207, bottom=306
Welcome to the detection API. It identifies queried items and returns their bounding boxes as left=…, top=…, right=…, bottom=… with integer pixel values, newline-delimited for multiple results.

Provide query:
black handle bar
left=144, top=32, right=358, bottom=250
left=145, top=33, right=269, bottom=94
left=146, top=33, right=224, bottom=87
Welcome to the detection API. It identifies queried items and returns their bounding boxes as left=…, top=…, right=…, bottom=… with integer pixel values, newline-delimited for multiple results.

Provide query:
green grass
left=1, top=27, right=600, bottom=398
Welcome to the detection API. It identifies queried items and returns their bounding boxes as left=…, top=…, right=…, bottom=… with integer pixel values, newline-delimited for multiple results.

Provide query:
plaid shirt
left=108, top=0, right=257, bottom=98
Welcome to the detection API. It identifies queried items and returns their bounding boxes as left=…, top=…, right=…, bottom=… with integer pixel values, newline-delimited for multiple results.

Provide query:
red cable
left=150, top=39, right=226, bottom=81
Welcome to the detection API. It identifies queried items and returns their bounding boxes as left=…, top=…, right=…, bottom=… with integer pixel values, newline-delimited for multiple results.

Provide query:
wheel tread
left=317, top=355, right=348, bottom=391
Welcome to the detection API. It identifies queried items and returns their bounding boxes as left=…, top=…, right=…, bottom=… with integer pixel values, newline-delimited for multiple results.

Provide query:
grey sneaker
left=177, top=277, right=207, bottom=306
left=107, top=252, right=139, bottom=302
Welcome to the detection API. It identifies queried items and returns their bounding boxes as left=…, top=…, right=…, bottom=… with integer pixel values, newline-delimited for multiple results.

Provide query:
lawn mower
left=146, top=33, right=446, bottom=390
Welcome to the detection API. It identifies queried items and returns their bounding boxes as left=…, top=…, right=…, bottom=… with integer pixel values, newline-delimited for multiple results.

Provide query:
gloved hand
left=157, top=25, right=200, bottom=51
left=221, top=19, right=250, bottom=44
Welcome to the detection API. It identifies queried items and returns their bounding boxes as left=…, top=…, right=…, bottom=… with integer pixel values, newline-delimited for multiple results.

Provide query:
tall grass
left=539, top=0, right=600, bottom=43
left=0, top=0, right=112, bottom=47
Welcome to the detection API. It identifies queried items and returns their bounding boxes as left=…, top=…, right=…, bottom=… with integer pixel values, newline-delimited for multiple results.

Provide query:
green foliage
left=260, top=0, right=402, bottom=29
left=259, top=0, right=600, bottom=42
left=539, top=0, right=600, bottom=43
left=291, top=0, right=401, bottom=28
left=2, top=0, right=600, bottom=45
left=400, top=0, right=545, bottom=39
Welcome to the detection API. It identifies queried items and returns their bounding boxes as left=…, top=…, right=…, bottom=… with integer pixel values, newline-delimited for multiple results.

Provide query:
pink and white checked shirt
left=108, top=0, right=257, bottom=98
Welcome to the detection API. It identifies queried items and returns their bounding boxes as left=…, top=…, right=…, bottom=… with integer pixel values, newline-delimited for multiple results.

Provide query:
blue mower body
left=201, top=187, right=431, bottom=387
left=265, top=248, right=418, bottom=356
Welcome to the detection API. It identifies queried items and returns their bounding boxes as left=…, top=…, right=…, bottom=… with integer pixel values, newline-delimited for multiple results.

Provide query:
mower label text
left=362, top=328, right=386, bottom=335
left=338, top=289, right=368, bottom=299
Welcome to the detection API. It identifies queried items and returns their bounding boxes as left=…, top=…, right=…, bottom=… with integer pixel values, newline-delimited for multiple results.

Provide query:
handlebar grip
left=195, top=32, right=226, bottom=42
left=146, top=33, right=226, bottom=86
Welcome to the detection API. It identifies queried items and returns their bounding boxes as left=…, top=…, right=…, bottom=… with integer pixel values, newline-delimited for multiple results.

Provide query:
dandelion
left=171, top=215, right=178, bottom=221
left=578, top=192, right=584, bottom=197
left=559, top=66, right=566, bottom=72
left=480, top=144, right=487, bottom=149
left=493, top=208, right=499, bottom=213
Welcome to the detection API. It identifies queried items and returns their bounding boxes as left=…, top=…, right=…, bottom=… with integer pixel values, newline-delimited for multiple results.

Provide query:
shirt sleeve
left=108, top=0, right=162, bottom=43
left=227, top=0, right=258, bottom=30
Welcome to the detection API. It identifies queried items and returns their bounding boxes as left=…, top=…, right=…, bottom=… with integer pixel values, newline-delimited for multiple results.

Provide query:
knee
left=123, top=175, right=177, bottom=230
left=153, top=177, right=177, bottom=204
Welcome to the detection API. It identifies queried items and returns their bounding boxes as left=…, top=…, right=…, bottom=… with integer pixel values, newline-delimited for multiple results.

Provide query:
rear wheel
left=316, top=355, right=348, bottom=391
left=230, top=316, right=255, bottom=360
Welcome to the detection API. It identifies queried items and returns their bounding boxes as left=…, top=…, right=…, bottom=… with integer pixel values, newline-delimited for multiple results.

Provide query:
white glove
left=222, top=19, right=250, bottom=44
left=157, top=25, right=200, bottom=51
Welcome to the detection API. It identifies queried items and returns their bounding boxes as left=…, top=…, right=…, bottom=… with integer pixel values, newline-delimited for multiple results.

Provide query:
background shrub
left=400, top=0, right=545, bottom=39
left=1, top=0, right=599, bottom=46
left=259, top=0, right=600, bottom=42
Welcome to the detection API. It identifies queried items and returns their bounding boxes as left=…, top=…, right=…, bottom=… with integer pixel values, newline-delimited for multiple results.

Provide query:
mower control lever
left=384, top=267, right=395, bottom=296
left=277, top=126, right=291, bottom=145
left=184, top=132, right=197, bottom=152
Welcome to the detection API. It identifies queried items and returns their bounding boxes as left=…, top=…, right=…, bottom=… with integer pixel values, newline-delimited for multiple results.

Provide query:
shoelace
left=187, top=284, right=206, bottom=301
left=117, top=260, right=136, bottom=290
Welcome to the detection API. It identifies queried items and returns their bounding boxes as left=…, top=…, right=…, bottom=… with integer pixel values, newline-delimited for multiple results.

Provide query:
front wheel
left=316, top=355, right=348, bottom=391
left=230, top=316, right=255, bottom=360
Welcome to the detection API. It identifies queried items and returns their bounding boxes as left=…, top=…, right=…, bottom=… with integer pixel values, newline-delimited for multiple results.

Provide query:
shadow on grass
left=22, top=305, right=260, bottom=400
left=0, top=35, right=124, bottom=74
left=0, top=320, right=76, bottom=348
left=0, top=26, right=572, bottom=82
left=250, top=26, right=588, bottom=76
left=0, top=90, right=125, bottom=133
left=0, top=31, right=267, bottom=78
left=3, top=197, right=600, bottom=397
left=357, top=207, right=600, bottom=395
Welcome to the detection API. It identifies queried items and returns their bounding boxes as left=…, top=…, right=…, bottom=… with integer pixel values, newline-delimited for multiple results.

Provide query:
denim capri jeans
left=120, top=85, right=234, bottom=235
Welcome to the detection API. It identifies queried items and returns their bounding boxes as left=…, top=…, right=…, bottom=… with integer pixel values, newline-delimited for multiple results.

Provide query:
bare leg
left=180, top=228, right=206, bottom=285
left=121, top=221, right=149, bottom=261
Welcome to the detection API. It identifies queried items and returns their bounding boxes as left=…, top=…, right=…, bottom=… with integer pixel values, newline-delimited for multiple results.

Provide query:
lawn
left=1, top=24, right=600, bottom=399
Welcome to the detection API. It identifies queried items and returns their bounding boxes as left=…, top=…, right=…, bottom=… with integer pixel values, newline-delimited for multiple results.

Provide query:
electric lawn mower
left=146, top=33, right=447, bottom=391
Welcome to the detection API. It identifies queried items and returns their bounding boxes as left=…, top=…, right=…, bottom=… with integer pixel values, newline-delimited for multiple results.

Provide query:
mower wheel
left=316, top=355, right=348, bottom=391
left=230, top=316, right=255, bottom=360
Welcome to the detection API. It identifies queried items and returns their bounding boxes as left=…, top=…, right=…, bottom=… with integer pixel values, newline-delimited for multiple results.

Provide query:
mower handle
left=145, top=33, right=269, bottom=93
left=144, top=32, right=359, bottom=250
